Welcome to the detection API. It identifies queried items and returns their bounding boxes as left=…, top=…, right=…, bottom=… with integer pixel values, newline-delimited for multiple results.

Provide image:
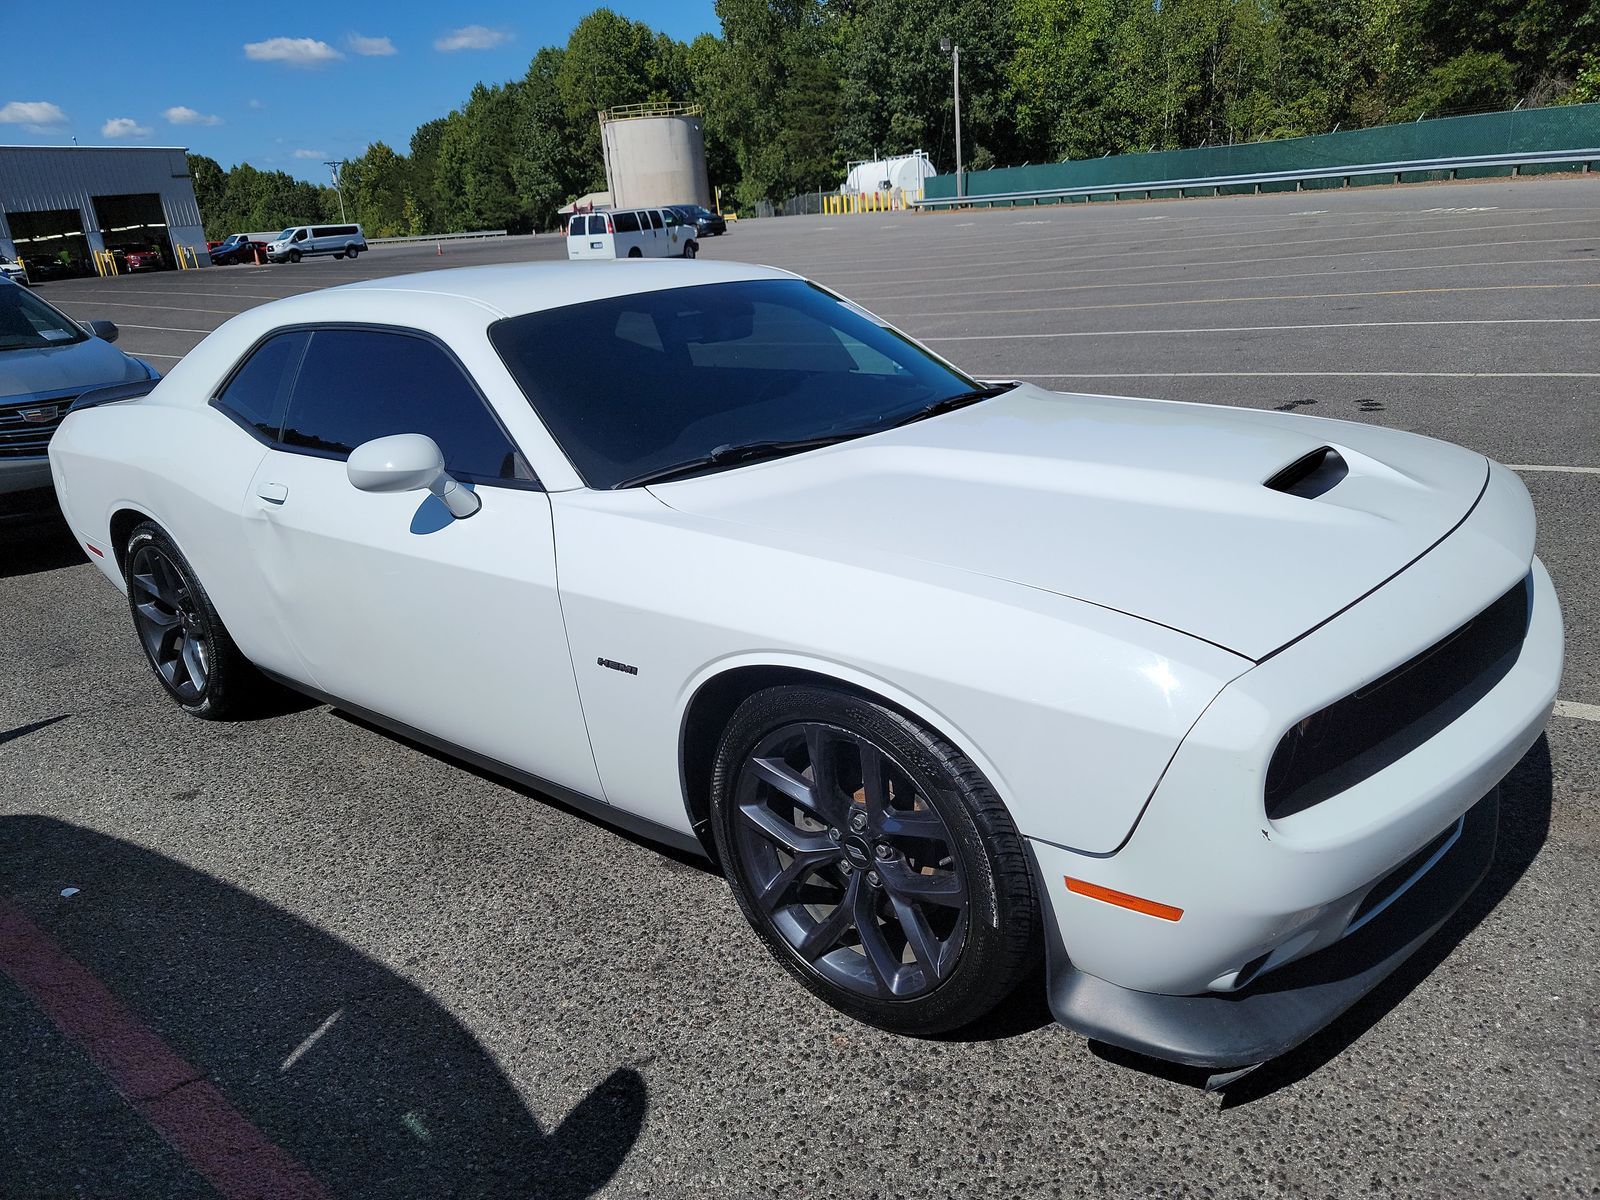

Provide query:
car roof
left=332, top=260, right=797, bottom=319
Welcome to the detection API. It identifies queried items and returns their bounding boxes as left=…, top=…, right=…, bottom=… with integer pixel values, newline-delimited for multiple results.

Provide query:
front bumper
left=1042, top=788, right=1498, bottom=1068
left=0, top=456, right=55, bottom=496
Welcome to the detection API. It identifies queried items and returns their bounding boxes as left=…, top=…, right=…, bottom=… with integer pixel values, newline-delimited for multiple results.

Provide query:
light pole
left=939, top=38, right=963, bottom=200
left=324, top=160, right=347, bottom=222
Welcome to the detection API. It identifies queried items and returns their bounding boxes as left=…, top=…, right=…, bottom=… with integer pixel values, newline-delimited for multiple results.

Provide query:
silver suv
left=0, top=279, right=157, bottom=497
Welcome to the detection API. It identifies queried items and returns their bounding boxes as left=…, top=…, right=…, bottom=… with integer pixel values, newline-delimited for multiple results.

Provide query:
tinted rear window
left=279, top=328, right=532, bottom=484
left=568, top=216, right=587, bottom=235
left=214, top=330, right=308, bottom=440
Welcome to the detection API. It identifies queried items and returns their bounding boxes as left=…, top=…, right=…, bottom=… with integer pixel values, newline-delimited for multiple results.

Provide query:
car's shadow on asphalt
left=1091, top=734, right=1556, bottom=1105
left=0, top=498, right=85, bottom=578
left=0, top=816, right=650, bottom=1197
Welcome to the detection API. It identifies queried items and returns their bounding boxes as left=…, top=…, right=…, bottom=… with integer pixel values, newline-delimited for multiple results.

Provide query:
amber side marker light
left=1064, top=877, right=1184, bottom=922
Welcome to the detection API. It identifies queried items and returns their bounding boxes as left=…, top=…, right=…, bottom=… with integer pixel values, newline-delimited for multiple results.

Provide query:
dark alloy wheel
left=123, top=522, right=260, bottom=719
left=288, top=248, right=302, bottom=263
left=346, top=246, right=360, bottom=260
left=711, top=686, right=1039, bottom=1034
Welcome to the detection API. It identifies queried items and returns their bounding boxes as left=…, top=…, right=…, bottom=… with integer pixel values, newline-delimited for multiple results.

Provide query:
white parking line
left=54, top=299, right=248, bottom=316
left=1507, top=464, right=1600, bottom=474
left=1554, top=700, right=1600, bottom=722
left=922, top=317, right=1600, bottom=342
left=1012, top=371, right=1600, bottom=378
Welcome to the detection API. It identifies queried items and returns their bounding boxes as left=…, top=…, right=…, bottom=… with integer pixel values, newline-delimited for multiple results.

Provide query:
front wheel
left=683, top=240, right=698, bottom=259
left=346, top=246, right=360, bottom=260
left=123, top=522, right=261, bottom=720
left=710, top=685, right=1040, bottom=1035
left=287, top=249, right=301, bottom=263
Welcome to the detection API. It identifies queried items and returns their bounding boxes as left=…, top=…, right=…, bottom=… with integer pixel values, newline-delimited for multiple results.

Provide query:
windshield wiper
left=614, top=433, right=859, bottom=489
left=886, top=381, right=1019, bottom=429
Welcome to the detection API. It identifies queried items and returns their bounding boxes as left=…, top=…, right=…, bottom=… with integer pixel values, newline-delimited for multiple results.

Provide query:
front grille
left=0, top=396, right=73, bottom=458
left=1264, top=575, right=1531, bottom=820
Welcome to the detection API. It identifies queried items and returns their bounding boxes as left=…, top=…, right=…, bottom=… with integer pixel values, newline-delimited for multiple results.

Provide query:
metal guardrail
left=913, top=149, right=1600, bottom=209
left=367, top=230, right=509, bottom=245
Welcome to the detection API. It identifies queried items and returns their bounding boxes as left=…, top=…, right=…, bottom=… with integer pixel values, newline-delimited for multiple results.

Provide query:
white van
left=266, top=223, right=368, bottom=264
left=566, top=209, right=698, bottom=260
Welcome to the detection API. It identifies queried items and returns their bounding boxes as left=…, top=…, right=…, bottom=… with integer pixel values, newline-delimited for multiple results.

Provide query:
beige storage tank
left=600, top=102, right=713, bottom=211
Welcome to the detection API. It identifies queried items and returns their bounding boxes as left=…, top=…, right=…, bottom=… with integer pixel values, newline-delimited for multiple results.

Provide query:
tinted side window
left=215, top=330, right=309, bottom=440
left=648, top=210, right=663, bottom=230
left=280, top=329, right=532, bottom=485
left=614, top=211, right=641, bottom=233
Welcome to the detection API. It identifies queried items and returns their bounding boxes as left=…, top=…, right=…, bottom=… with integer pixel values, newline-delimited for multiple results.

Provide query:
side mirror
left=346, top=433, right=481, bottom=520
left=86, top=319, right=119, bottom=343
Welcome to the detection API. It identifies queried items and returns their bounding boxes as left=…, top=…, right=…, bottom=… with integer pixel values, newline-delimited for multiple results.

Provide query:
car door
left=240, top=324, right=605, bottom=801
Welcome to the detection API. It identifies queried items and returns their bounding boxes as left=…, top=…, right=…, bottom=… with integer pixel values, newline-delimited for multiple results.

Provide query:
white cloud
left=247, top=98, right=265, bottom=109
left=0, top=100, right=69, bottom=133
left=348, top=34, right=396, bottom=56
left=434, top=25, right=511, bottom=52
left=101, top=117, right=152, bottom=138
left=164, top=105, right=223, bottom=127
left=244, top=36, right=343, bottom=66
left=292, top=148, right=326, bottom=159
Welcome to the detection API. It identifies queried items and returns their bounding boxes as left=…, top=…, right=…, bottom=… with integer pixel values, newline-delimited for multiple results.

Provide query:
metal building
left=0, top=145, right=208, bottom=279
left=600, top=102, right=713, bottom=211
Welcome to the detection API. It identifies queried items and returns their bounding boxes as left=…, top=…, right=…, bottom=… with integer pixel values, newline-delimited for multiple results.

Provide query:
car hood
left=0, top=337, right=149, bottom=401
left=648, top=385, right=1489, bottom=660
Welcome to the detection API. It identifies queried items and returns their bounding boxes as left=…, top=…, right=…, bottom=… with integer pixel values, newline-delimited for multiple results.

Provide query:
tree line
left=190, top=0, right=1599, bottom=238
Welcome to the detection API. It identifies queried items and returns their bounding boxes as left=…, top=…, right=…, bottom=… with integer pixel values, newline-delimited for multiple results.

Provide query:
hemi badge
left=597, top=657, right=638, bottom=676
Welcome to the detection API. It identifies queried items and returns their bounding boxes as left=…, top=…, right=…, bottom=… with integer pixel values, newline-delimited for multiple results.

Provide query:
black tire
left=287, top=249, right=301, bottom=263
left=347, top=246, right=360, bottom=260
left=334, top=252, right=345, bottom=260
left=627, top=247, right=642, bottom=258
left=710, top=685, right=1039, bottom=1035
left=683, top=241, right=698, bottom=259
left=123, top=522, right=260, bottom=720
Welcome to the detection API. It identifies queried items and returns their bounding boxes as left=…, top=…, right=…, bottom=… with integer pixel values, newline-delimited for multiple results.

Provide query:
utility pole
left=940, top=39, right=963, bottom=200
left=325, top=160, right=347, bottom=222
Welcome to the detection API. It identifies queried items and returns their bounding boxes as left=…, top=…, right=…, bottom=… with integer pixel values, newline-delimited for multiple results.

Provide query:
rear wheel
left=334, top=252, right=345, bottom=260
left=710, top=685, right=1040, bottom=1035
left=287, top=249, right=301, bottom=263
left=347, top=246, right=360, bottom=260
left=627, top=247, right=642, bottom=258
left=683, top=241, right=698, bottom=259
left=123, top=522, right=260, bottom=720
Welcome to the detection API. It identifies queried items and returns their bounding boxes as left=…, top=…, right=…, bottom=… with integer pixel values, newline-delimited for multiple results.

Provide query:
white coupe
left=49, top=261, right=1562, bottom=1084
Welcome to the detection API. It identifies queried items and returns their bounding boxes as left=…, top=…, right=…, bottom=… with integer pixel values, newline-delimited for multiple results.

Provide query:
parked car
left=209, top=233, right=269, bottom=266
left=669, top=204, right=727, bottom=237
left=1, top=277, right=157, bottom=498
left=566, top=209, right=697, bottom=260
left=47, top=262, right=1561, bottom=1084
left=266, top=224, right=367, bottom=264
left=118, top=245, right=166, bottom=273
left=1, top=254, right=27, bottom=284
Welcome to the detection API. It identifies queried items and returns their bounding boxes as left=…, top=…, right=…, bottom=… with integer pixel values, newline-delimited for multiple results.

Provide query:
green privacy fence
left=922, top=104, right=1600, bottom=204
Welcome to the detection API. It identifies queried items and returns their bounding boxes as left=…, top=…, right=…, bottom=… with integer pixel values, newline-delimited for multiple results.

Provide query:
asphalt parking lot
left=3, top=177, right=1597, bottom=1198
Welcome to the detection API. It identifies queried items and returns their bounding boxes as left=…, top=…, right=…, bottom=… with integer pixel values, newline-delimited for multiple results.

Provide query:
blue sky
left=1, top=1, right=721, bottom=181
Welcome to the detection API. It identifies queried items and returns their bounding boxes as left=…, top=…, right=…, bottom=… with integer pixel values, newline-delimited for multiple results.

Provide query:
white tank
left=600, top=103, right=713, bottom=210
left=843, top=151, right=938, bottom=196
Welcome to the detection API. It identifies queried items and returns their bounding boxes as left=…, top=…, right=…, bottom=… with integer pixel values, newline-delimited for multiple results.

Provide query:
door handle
left=256, top=482, right=289, bottom=505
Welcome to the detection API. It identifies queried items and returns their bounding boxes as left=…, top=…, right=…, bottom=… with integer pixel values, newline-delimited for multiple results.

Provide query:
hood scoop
left=1265, top=446, right=1348, bottom=499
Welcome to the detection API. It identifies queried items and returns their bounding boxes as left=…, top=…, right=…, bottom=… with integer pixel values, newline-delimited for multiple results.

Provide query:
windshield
left=0, top=283, right=87, bottom=351
left=488, top=279, right=982, bottom=489
left=277, top=229, right=295, bottom=240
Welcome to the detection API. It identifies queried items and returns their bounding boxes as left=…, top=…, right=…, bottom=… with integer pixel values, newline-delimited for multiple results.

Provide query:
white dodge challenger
left=49, top=261, right=1562, bottom=1083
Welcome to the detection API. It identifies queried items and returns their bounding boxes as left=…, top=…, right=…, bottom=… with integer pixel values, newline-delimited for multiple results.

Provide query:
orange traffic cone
left=436, top=242, right=443, bottom=256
